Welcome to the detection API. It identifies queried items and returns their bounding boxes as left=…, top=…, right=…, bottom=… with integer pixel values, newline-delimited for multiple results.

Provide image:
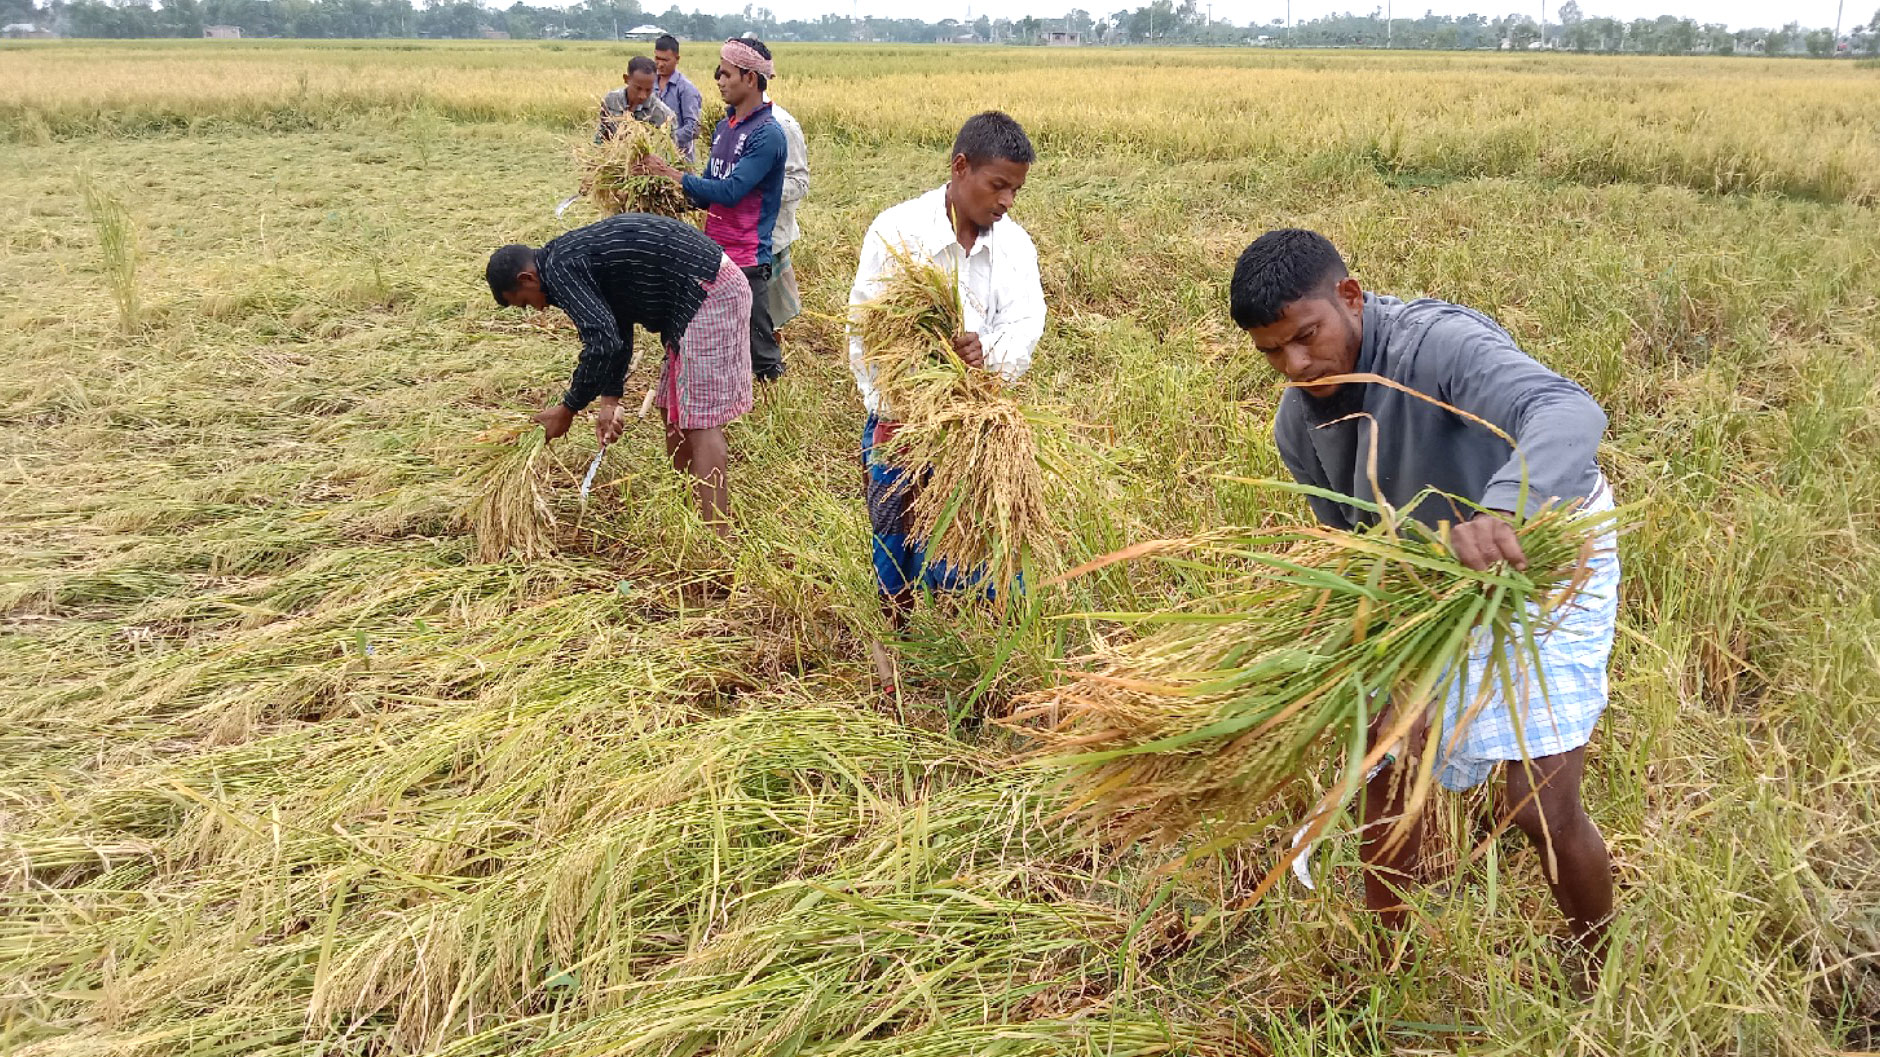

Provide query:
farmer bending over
left=1230, top=228, right=1619, bottom=980
left=847, top=111, right=1045, bottom=688
left=636, top=37, right=788, bottom=383
left=486, top=213, right=753, bottom=537
left=595, top=55, right=674, bottom=144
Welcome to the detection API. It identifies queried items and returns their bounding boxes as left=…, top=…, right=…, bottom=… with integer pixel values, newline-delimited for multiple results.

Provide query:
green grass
left=1, top=42, right=1877, bottom=1057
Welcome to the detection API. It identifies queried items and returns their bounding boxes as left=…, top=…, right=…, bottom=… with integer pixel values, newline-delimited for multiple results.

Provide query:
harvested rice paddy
left=2, top=40, right=1878, bottom=1057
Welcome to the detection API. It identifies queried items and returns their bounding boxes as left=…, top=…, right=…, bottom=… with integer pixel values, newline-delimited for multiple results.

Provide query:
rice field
left=2, top=39, right=1878, bottom=1057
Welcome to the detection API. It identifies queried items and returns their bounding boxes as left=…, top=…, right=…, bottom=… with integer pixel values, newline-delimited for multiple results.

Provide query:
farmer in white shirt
left=847, top=111, right=1045, bottom=688
left=765, top=94, right=810, bottom=341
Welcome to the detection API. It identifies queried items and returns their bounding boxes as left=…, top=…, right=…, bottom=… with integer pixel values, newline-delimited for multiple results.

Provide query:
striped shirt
left=536, top=214, right=728, bottom=412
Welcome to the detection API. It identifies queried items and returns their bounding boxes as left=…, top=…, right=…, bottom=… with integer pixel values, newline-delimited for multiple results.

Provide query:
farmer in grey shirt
left=1230, top=228, right=1619, bottom=985
left=596, top=55, right=675, bottom=144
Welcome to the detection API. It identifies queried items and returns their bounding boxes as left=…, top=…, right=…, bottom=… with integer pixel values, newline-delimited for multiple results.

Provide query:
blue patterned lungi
left=861, top=413, right=1008, bottom=598
left=1434, top=477, right=1620, bottom=791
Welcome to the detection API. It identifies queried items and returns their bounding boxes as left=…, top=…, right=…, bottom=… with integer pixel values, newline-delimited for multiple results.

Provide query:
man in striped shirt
left=485, top=214, right=754, bottom=536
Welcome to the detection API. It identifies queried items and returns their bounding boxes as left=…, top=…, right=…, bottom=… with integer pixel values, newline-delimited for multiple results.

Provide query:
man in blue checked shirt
left=652, top=34, right=703, bottom=165
left=1232, top=228, right=1621, bottom=985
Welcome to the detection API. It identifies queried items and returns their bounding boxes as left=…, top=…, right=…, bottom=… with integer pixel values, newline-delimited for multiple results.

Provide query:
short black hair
left=627, top=54, right=656, bottom=77
left=654, top=34, right=680, bottom=53
left=952, top=111, right=1035, bottom=168
left=486, top=243, right=535, bottom=305
left=727, top=36, right=771, bottom=91
left=1229, top=229, right=1349, bottom=330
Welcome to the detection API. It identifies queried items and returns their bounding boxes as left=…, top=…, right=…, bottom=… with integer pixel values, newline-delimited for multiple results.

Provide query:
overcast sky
left=695, top=0, right=1857, bottom=31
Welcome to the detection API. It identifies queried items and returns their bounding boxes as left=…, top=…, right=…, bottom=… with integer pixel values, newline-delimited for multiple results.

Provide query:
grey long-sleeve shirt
left=1274, top=293, right=1607, bottom=531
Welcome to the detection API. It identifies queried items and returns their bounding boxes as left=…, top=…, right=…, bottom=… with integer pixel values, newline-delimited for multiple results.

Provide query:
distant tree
left=1654, top=14, right=1695, bottom=51
left=1803, top=26, right=1832, bottom=54
left=1766, top=19, right=1799, bottom=52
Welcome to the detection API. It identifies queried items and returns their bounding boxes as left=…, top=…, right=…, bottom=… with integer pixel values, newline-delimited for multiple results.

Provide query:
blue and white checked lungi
left=1433, top=477, right=1620, bottom=791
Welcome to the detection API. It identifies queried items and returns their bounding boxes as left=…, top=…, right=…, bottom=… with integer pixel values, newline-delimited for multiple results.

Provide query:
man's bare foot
left=868, top=639, right=899, bottom=688
left=1553, top=935, right=1600, bottom=1002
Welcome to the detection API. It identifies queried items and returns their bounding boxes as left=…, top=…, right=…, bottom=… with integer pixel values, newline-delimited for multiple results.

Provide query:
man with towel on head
left=635, top=37, right=789, bottom=384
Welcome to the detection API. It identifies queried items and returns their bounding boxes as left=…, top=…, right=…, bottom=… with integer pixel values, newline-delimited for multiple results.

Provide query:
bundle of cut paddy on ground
left=461, top=425, right=561, bottom=562
left=576, top=121, right=695, bottom=219
left=855, top=249, right=1061, bottom=596
left=1005, top=490, right=1619, bottom=896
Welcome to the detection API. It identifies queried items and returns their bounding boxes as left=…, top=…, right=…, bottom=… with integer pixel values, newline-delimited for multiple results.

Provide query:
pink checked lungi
left=653, top=255, right=753, bottom=430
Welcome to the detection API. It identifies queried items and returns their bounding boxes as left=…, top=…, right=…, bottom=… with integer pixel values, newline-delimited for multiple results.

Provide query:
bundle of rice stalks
left=855, top=249, right=1063, bottom=595
left=1006, top=487, right=1621, bottom=901
left=461, top=426, right=561, bottom=562
left=576, top=121, right=694, bottom=219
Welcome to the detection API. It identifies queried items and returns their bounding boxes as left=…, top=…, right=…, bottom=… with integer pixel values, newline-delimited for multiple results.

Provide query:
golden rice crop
left=460, top=425, right=561, bottom=562
left=1007, top=489, right=1619, bottom=899
left=576, top=120, right=694, bottom=219
left=855, top=249, right=1060, bottom=595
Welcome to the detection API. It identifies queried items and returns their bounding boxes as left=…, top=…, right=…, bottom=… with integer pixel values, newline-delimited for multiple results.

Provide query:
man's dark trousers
left=743, top=264, right=782, bottom=381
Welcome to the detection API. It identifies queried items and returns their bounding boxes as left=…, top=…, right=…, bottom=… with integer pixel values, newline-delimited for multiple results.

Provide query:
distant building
left=478, top=26, right=510, bottom=39
left=203, top=24, right=242, bottom=38
left=1046, top=29, right=1082, bottom=45
left=623, top=23, right=667, bottom=41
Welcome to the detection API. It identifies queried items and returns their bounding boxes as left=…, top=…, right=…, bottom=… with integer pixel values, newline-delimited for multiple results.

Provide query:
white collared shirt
left=847, top=186, right=1045, bottom=417
left=764, top=96, right=810, bottom=251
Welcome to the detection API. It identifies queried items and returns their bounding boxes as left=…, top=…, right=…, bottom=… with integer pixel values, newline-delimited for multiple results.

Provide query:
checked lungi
left=1433, top=476, right=1621, bottom=791
left=654, top=255, right=754, bottom=430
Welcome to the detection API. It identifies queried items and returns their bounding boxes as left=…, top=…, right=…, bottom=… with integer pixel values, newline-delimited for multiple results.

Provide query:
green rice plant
left=1008, top=483, right=1622, bottom=900
left=77, top=169, right=139, bottom=333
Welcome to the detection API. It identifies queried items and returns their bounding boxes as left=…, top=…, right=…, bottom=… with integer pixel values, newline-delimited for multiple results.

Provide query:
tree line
left=4, top=0, right=1876, bottom=57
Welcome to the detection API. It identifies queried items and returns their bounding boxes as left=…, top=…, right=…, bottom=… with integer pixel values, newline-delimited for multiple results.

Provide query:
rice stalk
left=461, top=426, right=561, bottom=563
left=576, top=122, right=695, bottom=219
left=77, top=168, right=139, bottom=333
left=854, top=249, right=1061, bottom=595
left=1006, top=486, right=1622, bottom=902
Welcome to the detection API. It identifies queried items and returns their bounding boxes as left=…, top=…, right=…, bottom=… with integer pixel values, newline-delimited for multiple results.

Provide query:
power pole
left=1386, top=0, right=1392, bottom=46
left=1834, top=0, right=1843, bottom=41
